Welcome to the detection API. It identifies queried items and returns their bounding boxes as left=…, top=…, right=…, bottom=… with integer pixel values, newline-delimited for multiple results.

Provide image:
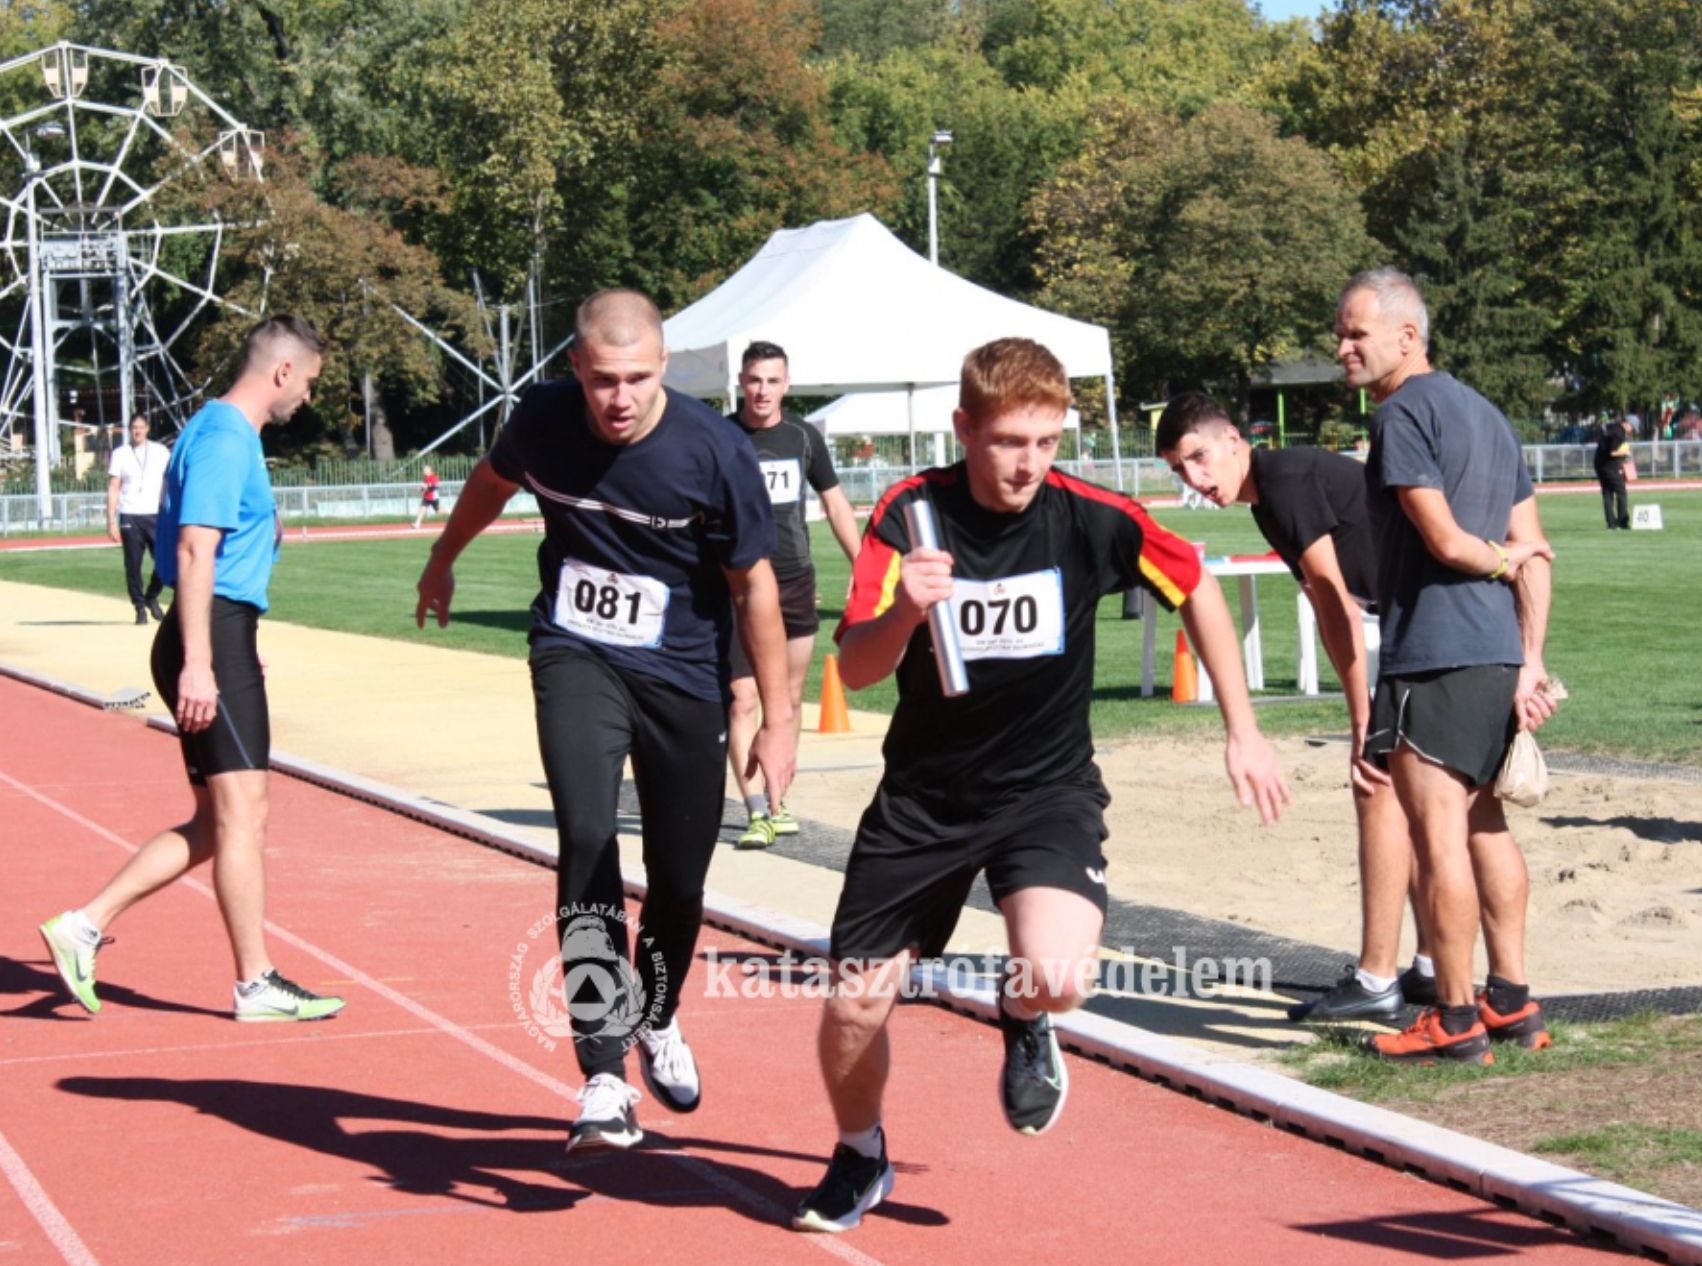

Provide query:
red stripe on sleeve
left=1048, top=470, right=1203, bottom=605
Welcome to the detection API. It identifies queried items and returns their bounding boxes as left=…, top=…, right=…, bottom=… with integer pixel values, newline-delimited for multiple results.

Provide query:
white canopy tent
left=662, top=213, right=1124, bottom=484
left=808, top=385, right=1080, bottom=436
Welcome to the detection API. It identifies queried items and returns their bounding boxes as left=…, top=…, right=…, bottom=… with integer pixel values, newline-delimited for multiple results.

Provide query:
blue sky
left=1254, top=0, right=1329, bottom=24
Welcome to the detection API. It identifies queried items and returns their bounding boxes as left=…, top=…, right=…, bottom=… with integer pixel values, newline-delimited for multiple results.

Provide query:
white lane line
left=2, top=767, right=889, bottom=1264
left=0, top=1022, right=522, bottom=1069
left=0, top=1127, right=100, bottom=1266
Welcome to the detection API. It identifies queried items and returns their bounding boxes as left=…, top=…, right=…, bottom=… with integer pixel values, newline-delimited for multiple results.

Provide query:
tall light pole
left=927, top=129, right=952, bottom=267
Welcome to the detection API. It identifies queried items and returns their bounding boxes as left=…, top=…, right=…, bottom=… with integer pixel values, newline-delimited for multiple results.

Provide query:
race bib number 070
left=952, top=568, right=1064, bottom=661
left=553, top=558, right=669, bottom=649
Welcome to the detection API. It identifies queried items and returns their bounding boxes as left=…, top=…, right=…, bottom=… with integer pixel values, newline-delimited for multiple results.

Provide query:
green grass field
left=3, top=489, right=1697, bottom=762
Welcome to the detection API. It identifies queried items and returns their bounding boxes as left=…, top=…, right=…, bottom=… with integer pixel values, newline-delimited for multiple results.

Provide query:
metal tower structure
left=0, top=42, right=264, bottom=519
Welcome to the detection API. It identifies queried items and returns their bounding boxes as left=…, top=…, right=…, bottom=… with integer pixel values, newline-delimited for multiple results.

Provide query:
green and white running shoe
left=768, top=804, right=801, bottom=837
left=736, top=813, right=778, bottom=850
left=39, top=911, right=104, bottom=1014
left=234, top=969, right=346, bottom=1022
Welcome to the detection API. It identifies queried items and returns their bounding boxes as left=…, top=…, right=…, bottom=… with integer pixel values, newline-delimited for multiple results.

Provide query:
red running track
left=0, top=677, right=1623, bottom=1264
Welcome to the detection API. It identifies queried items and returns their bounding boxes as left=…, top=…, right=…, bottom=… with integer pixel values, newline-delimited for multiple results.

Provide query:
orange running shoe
left=1477, top=991, right=1552, bottom=1050
left=1363, top=1008, right=1494, bottom=1065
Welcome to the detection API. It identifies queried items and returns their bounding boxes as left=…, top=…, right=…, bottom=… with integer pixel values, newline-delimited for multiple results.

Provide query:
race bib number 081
left=952, top=568, right=1065, bottom=661
left=554, top=557, right=669, bottom=649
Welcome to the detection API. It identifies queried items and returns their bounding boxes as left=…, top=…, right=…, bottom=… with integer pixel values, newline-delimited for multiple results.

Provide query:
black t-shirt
left=837, top=466, right=1202, bottom=810
left=490, top=380, right=775, bottom=700
left=728, top=411, right=840, bottom=580
left=1248, top=446, right=1377, bottom=607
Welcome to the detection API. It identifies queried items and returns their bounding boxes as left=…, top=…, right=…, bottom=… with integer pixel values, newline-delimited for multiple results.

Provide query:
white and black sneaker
left=636, top=1019, right=701, bottom=1114
left=567, top=1074, right=642, bottom=1152
left=233, top=969, right=346, bottom=1022
left=999, top=1008, right=1068, bottom=1135
left=793, top=1133, right=895, bottom=1233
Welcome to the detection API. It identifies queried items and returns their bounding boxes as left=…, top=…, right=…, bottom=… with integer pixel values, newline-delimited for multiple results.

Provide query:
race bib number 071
left=760, top=458, right=802, bottom=504
left=952, top=568, right=1065, bottom=661
left=553, top=557, right=669, bottom=649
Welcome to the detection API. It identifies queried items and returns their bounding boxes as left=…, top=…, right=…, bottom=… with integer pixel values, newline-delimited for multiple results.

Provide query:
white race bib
left=760, top=458, right=802, bottom=504
left=951, top=569, right=1065, bottom=661
left=553, top=558, right=670, bottom=649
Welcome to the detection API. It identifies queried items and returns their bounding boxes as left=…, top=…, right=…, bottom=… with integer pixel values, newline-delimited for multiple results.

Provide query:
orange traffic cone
left=1171, top=630, right=1198, bottom=703
left=818, top=653, right=852, bottom=733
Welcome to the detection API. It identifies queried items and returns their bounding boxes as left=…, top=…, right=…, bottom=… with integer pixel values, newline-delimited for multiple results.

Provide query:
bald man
left=416, top=289, right=795, bottom=1151
left=40, top=316, right=346, bottom=1024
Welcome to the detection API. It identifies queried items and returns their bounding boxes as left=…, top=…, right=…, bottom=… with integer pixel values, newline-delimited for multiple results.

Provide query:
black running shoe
left=1398, top=964, right=1438, bottom=1007
left=566, top=1074, right=642, bottom=1152
left=999, top=1008, right=1069, bottom=1135
left=793, top=1137, right=895, bottom=1233
left=1287, top=964, right=1401, bottom=1023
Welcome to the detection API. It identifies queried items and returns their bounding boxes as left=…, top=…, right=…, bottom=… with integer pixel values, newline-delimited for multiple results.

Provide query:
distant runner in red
left=412, top=464, right=441, bottom=530
left=792, top=337, right=1291, bottom=1234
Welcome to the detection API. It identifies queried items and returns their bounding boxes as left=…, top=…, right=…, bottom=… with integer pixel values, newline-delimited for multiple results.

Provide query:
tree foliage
left=1032, top=100, right=1374, bottom=413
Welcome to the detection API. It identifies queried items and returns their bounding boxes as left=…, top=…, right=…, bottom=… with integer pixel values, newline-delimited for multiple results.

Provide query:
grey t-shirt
left=1366, top=372, right=1534, bottom=675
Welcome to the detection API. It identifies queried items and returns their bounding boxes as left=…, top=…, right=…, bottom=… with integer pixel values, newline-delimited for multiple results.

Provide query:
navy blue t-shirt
left=490, top=380, right=775, bottom=700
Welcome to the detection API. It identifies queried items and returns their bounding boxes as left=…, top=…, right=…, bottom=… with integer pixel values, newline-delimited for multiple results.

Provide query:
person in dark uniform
left=415, top=289, right=796, bottom=1152
left=1158, top=392, right=1436, bottom=1022
left=1593, top=421, right=1631, bottom=529
left=726, top=341, right=862, bottom=848
left=792, top=338, right=1290, bottom=1234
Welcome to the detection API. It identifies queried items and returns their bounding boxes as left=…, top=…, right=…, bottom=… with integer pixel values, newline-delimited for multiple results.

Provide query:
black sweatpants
left=1599, top=483, right=1629, bottom=529
left=119, top=513, right=164, bottom=608
left=531, top=642, right=729, bottom=1080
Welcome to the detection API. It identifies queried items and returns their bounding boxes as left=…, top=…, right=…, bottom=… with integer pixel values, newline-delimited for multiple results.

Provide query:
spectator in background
left=105, top=413, right=169, bottom=625
left=1593, top=421, right=1631, bottom=530
left=412, top=464, right=441, bottom=529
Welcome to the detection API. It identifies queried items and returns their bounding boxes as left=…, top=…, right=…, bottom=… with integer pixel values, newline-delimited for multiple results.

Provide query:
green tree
left=1032, top=100, right=1375, bottom=414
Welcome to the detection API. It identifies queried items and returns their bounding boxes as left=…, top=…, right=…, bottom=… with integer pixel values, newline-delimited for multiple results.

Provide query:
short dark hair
left=129, top=413, right=148, bottom=428
left=239, top=315, right=327, bottom=374
left=1156, top=391, right=1232, bottom=454
left=741, top=341, right=788, bottom=369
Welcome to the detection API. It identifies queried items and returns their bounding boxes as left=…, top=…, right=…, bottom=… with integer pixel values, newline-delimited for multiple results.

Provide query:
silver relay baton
left=903, top=499, right=970, bottom=697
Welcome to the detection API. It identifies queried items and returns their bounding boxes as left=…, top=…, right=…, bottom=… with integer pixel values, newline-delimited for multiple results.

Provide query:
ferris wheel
left=0, top=41, right=264, bottom=516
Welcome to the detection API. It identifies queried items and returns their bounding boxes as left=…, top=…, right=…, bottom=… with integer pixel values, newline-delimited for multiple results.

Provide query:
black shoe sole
left=1362, top=1033, right=1494, bottom=1065
left=566, top=1123, right=643, bottom=1152
left=639, top=1050, right=701, bottom=1114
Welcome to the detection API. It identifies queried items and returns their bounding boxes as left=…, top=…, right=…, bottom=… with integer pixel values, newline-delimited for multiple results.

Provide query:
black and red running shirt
left=837, top=465, right=1202, bottom=808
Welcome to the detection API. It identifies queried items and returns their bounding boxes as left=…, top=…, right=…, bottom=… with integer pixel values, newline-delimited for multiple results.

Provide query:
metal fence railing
left=3, top=442, right=1697, bottom=537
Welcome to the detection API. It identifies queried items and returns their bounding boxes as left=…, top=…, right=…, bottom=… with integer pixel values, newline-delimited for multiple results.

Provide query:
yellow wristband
left=1484, top=538, right=1509, bottom=581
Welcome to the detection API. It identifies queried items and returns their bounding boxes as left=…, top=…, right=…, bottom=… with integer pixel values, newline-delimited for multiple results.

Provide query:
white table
left=1134, top=554, right=1307, bottom=702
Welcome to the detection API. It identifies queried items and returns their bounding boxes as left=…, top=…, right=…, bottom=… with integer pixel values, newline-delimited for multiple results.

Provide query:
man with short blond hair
left=793, top=336, right=1290, bottom=1234
left=416, top=287, right=797, bottom=1152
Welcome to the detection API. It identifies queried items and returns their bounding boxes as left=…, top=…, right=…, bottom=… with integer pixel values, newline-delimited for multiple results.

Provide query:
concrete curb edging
left=5, top=658, right=1698, bottom=1263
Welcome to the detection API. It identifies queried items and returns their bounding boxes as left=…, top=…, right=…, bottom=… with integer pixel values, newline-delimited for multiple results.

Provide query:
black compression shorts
left=150, top=597, right=270, bottom=785
left=830, top=779, right=1111, bottom=962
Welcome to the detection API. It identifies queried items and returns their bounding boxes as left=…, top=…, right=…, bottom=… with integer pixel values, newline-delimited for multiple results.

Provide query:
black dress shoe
left=134, top=608, right=149, bottom=626
left=146, top=597, right=165, bottom=620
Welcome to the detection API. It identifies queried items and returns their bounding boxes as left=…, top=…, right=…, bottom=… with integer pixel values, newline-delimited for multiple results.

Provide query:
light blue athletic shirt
left=155, top=400, right=280, bottom=611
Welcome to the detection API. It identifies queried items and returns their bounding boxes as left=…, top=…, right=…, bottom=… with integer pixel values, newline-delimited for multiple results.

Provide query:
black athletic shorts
left=829, top=778, right=1111, bottom=962
left=150, top=597, right=270, bottom=786
left=729, top=568, right=819, bottom=678
left=1364, top=663, right=1518, bottom=788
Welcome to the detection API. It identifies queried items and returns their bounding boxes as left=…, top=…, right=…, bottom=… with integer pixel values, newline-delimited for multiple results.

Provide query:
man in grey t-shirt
left=1342, top=268, right=1560, bottom=1066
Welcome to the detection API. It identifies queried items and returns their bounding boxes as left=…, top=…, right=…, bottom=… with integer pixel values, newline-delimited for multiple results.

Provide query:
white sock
left=1412, top=954, right=1436, bottom=978
left=839, top=1123, right=883, bottom=1160
left=235, top=974, right=271, bottom=997
left=1355, top=968, right=1396, bottom=992
left=745, top=794, right=767, bottom=818
left=64, top=909, right=101, bottom=944
left=1001, top=990, right=1040, bottom=1023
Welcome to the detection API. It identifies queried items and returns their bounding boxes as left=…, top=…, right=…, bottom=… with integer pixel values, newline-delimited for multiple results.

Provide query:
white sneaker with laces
left=637, top=1018, right=701, bottom=1114
left=568, top=1074, right=643, bottom=1152
left=232, top=969, right=346, bottom=1022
